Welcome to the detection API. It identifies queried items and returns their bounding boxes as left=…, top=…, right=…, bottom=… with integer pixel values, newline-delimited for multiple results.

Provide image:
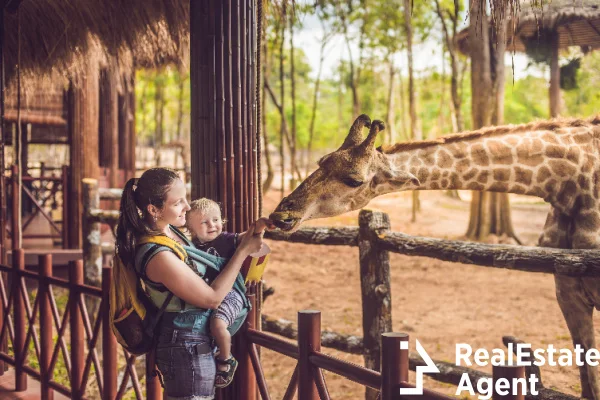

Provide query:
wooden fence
left=80, top=180, right=600, bottom=399
left=0, top=248, right=161, bottom=399
left=7, top=164, right=70, bottom=249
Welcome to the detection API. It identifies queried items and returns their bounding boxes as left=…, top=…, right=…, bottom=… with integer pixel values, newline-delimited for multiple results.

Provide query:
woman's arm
left=146, top=223, right=263, bottom=309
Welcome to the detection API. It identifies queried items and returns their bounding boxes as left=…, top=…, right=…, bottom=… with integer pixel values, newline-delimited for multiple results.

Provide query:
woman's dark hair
left=115, top=167, right=181, bottom=264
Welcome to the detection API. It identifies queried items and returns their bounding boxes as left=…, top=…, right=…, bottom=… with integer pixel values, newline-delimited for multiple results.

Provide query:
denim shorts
left=155, top=328, right=216, bottom=399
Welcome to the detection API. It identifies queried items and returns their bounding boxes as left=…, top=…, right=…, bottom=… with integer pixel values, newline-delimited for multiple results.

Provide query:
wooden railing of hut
left=6, top=164, right=70, bottom=249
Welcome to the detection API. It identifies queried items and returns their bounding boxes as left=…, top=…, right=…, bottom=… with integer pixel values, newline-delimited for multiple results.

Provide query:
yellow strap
left=138, top=235, right=187, bottom=261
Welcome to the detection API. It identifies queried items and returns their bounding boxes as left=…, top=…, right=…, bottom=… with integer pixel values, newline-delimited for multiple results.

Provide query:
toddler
left=186, top=198, right=273, bottom=388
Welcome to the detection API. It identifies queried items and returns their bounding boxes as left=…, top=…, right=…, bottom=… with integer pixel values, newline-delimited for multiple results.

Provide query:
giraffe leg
left=555, top=274, right=599, bottom=400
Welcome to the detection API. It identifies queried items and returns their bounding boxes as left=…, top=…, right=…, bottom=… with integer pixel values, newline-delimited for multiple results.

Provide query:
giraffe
left=270, top=114, right=600, bottom=399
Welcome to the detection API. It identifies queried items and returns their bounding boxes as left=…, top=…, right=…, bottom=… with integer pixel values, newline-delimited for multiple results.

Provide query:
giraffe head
left=270, top=114, right=420, bottom=231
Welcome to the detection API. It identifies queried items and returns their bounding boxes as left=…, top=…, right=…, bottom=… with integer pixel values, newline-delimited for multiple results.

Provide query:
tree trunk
left=397, top=67, right=409, bottom=141
left=154, top=72, right=165, bottom=166
left=289, top=8, right=297, bottom=190
left=174, top=73, right=185, bottom=169
left=305, top=18, right=329, bottom=178
left=384, top=60, right=397, bottom=145
left=279, top=4, right=286, bottom=199
left=549, top=31, right=561, bottom=118
left=404, top=0, right=420, bottom=222
left=466, top=0, right=519, bottom=244
left=262, top=31, right=274, bottom=193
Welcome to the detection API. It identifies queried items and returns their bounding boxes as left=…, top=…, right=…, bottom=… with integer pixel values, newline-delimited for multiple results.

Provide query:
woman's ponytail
left=115, top=178, right=148, bottom=264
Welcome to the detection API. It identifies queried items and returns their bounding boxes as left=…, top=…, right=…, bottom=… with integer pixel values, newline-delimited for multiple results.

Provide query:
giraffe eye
left=342, top=177, right=364, bottom=188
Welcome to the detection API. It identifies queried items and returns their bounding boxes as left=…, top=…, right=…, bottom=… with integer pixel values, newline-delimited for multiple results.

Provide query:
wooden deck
left=0, top=369, right=69, bottom=399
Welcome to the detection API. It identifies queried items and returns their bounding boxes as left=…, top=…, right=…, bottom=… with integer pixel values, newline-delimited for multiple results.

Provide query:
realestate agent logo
left=399, top=340, right=440, bottom=395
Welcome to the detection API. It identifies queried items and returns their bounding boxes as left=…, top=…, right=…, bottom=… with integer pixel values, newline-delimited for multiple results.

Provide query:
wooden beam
left=99, top=67, right=119, bottom=188
left=68, top=61, right=99, bottom=249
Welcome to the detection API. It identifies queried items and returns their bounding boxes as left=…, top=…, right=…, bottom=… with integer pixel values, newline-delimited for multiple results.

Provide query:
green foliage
left=135, top=67, right=190, bottom=146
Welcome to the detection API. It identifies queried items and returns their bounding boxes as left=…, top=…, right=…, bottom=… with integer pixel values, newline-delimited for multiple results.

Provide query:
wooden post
left=61, top=165, right=69, bottom=249
left=39, top=254, right=54, bottom=400
left=101, top=267, right=117, bottom=400
left=0, top=5, right=8, bottom=265
left=298, top=310, right=320, bottom=400
left=99, top=67, right=119, bottom=189
left=0, top=243, right=3, bottom=375
left=69, top=260, right=85, bottom=399
left=146, top=350, right=162, bottom=400
left=549, top=31, right=561, bottom=118
left=235, top=292, right=257, bottom=400
left=82, top=179, right=101, bottom=287
left=11, top=164, right=19, bottom=250
left=358, top=209, right=392, bottom=400
left=13, top=248, right=26, bottom=390
left=381, top=333, right=409, bottom=400
left=68, top=60, right=100, bottom=249
left=493, top=365, right=526, bottom=400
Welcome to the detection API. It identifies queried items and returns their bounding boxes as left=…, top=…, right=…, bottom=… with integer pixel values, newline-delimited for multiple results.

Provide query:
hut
left=0, top=1, right=190, bottom=253
left=0, top=1, right=260, bottom=398
left=455, top=0, right=600, bottom=117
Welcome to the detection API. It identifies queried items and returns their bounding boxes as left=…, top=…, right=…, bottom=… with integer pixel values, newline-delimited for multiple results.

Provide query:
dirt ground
left=258, top=189, right=593, bottom=399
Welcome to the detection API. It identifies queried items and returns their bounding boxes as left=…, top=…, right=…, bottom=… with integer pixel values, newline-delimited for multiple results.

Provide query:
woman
left=115, top=167, right=263, bottom=399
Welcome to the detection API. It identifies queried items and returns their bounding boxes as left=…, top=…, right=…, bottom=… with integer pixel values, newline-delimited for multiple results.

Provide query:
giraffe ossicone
left=270, top=114, right=600, bottom=399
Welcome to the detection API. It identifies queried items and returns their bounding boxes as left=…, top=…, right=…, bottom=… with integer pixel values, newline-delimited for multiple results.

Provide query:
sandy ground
left=258, top=189, right=594, bottom=399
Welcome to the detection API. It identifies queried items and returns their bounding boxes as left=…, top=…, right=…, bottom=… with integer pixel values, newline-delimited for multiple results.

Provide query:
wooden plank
left=6, top=249, right=82, bottom=267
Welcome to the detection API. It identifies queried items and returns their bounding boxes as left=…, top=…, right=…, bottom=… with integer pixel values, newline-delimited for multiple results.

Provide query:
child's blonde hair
left=186, top=198, right=227, bottom=231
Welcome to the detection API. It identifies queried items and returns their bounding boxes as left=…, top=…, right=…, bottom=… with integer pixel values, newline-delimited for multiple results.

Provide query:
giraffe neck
left=387, top=127, right=595, bottom=213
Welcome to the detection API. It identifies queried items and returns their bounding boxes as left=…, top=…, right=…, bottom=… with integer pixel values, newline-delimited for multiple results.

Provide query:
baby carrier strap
left=135, top=235, right=189, bottom=311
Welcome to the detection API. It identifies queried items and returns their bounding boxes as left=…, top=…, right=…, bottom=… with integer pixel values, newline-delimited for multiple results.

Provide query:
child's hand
left=254, top=217, right=276, bottom=235
left=238, top=223, right=263, bottom=255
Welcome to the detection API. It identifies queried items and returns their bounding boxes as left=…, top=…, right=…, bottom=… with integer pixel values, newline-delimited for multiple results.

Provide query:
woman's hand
left=236, top=223, right=264, bottom=256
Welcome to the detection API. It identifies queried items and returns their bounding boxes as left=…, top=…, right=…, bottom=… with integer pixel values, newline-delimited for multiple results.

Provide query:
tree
left=465, top=0, right=519, bottom=243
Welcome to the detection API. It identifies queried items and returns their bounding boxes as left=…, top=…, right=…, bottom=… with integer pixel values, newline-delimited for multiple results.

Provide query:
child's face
left=188, top=207, right=223, bottom=243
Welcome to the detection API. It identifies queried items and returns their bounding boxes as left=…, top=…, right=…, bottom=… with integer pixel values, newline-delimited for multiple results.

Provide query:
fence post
left=11, top=164, right=20, bottom=250
left=233, top=291, right=257, bottom=400
left=380, top=333, right=409, bottom=400
left=70, top=260, right=85, bottom=399
left=61, top=165, right=69, bottom=249
left=0, top=243, right=3, bottom=376
left=493, top=365, right=526, bottom=400
left=358, top=209, right=392, bottom=400
left=102, top=266, right=117, bottom=400
left=146, top=349, right=162, bottom=400
left=82, top=178, right=102, bottom=287
left=13, top=248, right=26, bottom=390
left=298, top=310, right=320, bottom=400
left=39, top=254, right=54, bottom=400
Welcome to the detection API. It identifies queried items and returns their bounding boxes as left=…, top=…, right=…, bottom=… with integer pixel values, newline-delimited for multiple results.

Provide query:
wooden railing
left=0, top=248, right=160, bottom=399
left=7, top=164, right=70, bottom=249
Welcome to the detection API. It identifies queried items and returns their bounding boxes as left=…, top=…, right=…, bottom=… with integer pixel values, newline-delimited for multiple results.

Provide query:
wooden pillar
left=358, top=209, right=392, bottom=400
left=82, top=179, right=101, bottom=286
left=190, top=2, right=258, bottom=398
left=190, top=0, right=257, bottom=232
left=119, top=71, right=136, bottom=181
left=549, top=31, right=561, bottom=118
left=0, top=4, right=7, bottom=263
left=68, top=61, right=100, bottom=249
left=99, top=67, right=119, bottom=188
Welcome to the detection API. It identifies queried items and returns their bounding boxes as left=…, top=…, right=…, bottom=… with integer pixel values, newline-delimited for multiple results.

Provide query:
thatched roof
left=456, top=0, right=600, bottom=55
left=3, top=1, right=189, bottom=86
